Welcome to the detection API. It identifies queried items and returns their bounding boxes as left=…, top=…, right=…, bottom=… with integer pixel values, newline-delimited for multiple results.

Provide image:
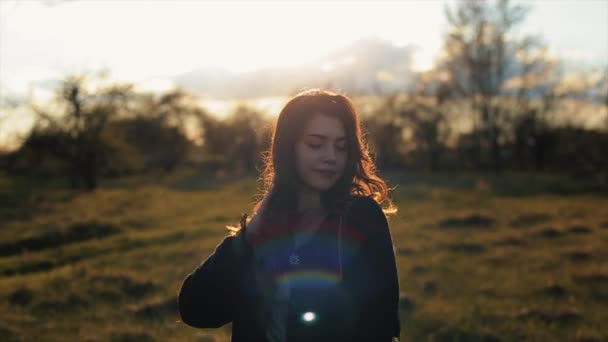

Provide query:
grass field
left=1, top=169, right=607, bottom=341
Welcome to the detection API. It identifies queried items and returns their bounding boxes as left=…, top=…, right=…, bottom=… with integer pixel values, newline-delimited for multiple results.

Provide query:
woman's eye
left=307, top=144, right=322, bottom=150
left=336, top=144, right=346, bottom=151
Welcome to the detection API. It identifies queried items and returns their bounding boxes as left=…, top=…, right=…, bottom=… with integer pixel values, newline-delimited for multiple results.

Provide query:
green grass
left=1, top=169, right=607, bottom=341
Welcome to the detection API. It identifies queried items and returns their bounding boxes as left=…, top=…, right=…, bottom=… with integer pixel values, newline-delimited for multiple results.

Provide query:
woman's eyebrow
left=306, top=134, right=346, bottom=141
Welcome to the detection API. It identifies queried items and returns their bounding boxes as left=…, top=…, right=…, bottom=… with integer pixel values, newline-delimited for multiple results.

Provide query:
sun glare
left=1, top=0, right=445, bottom=82
left=411, top=48, right=435, bottom=72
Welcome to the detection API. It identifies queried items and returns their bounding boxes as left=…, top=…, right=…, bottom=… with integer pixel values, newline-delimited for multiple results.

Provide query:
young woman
left=178, top=89, right=401, bottom=341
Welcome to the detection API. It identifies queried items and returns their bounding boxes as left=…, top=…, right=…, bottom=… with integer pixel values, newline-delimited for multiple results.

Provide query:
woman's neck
left=297, top=187, right=322, bottom=213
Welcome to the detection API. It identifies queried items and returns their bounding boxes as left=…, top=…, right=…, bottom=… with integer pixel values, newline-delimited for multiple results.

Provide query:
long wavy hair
left=229, top=89, right=395, bottom=237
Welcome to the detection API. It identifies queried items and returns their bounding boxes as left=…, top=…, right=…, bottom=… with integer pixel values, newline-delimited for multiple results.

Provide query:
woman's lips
left=314, top=170, right=337, bottom=178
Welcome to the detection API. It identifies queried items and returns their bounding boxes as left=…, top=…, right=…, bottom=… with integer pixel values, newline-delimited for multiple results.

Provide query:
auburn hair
left=229, top=89, right=395, bottom=235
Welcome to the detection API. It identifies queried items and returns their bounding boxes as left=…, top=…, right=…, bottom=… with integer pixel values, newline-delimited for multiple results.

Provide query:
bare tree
left=396, top=76, right=452, bottom=171
left=123, top=89, right=208, bottom=171
left=439, top=0, right=553, bottom=171
left=198, top=105, right=268, bottom=173
left=28, top=75, right=132, bottom=189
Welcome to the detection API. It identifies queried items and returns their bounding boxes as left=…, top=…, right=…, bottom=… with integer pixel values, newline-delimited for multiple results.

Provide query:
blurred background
left=0, top=0, right=607, bottom=341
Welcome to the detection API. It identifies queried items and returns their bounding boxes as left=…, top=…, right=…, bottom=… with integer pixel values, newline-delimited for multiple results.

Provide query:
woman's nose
left=323, top=145, right=337, bottom=163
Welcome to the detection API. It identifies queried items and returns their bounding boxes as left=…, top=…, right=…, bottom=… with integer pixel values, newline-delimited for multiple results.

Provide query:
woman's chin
left=310, top=180, right=339, bottom=192
left=299, top=174, right=341, bottom=193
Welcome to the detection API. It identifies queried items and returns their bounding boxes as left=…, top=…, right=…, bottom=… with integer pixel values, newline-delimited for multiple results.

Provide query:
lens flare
left=301, top=311, right=316, bottom=324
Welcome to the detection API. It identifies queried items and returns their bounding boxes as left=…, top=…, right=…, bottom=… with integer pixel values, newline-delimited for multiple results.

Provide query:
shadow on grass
left=0, top=222, right=120, bottom=257
left=384, top=170, right=608, bottom=197
left=131, top=297, right=178, bottom=320
left=110, top=331, right=155, bottom=342
left=437, top=214, right=495, bottom=229
left=1, top=230, right=186, bottom=277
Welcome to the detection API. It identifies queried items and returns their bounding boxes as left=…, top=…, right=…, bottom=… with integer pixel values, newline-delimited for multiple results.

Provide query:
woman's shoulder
left=340, top=195, right=390, bottom=245
left=340, top=195, right=387, bottom=232
left=343, top=194, right=383, bottom=215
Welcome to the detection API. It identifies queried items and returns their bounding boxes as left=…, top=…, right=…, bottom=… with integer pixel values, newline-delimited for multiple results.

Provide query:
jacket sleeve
left=346, top=197, right=401, bottom=341
left=178, top=231, right=251, bottom=328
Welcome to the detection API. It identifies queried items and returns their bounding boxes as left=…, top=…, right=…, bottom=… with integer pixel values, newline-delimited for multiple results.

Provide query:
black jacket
left=178, top=196, right=401, bottom=341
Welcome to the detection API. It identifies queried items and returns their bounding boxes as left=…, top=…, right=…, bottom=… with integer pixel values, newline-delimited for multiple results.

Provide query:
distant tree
left=27, top=75, right=132, bottom=189
left=121, top=89, right=207, bottom=171
left=602, top=66, right=608, bottom=131
left=363, top=95, right=406, bottom=169
left=199, top=105, right=269, bottom=173
left=605, top=67, right=608, bottom=131
left=439, top=0, right=554, bottom=171
left=511, top=69, right=560, bottom=171
left=399, top=74, right=452, bottom=170
left=227, top=106, right=268, bottom=172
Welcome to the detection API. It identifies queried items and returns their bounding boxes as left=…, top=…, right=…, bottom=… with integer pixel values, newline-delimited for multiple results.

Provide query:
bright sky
left=1, top=0, right=606, bottom=99
left=0, top=0, right=447, bottom=97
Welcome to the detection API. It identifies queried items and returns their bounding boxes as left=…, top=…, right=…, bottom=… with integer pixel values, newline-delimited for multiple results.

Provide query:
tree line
left=1, top=0, right=606, bottom=190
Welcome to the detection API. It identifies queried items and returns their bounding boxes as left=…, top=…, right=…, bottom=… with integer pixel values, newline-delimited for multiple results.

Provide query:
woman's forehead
left=301, top=113, right=346, bottom=139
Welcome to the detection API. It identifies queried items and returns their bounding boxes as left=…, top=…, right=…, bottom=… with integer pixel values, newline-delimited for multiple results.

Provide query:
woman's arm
left=178, top=188, right=272, bottom=328
left=345, top=196, right=401, bottom=341
left=178, top=231, right=250, bottom=328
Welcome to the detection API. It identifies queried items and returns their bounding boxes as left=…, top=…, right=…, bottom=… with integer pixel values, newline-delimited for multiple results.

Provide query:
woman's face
left=294, top=113, right=348, bottom=194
